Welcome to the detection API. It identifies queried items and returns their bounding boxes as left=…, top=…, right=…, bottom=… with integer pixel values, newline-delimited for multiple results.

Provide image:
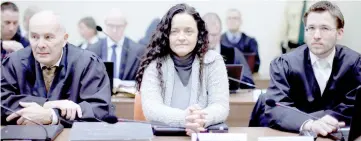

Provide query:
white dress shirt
left=226, top=31, right=242, bottom=44
left=309, top=48, right=335, bottom=95
left=106, top=37, right=124, bottom=78
left=80, top=36, right=99, bottom=49
left=40, top=50, right=63, bottom=125
left=300, top=47, right=336, bottom=131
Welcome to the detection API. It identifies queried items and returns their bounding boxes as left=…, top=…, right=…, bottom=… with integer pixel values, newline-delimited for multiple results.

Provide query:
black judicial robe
left=265, top=44, right=361, bottom=132
left=221, top=33, right=260, bottom=72
left=1, top=43, right=113, bottom=127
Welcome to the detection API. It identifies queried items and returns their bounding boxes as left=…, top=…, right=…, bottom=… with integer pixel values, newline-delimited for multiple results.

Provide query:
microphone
left=95, top=25, right=103, bottom=32
left=95, top=25, right=143, bottom=61
left=228, top=77, right=256, bottom=89
left=1, top=105, right=50, bottom=141
left=92, top=114, right=118, bottom=124
left=78, top=114, right=118, bottom=124
left=101, top=115, right=118, bottom=124
left=265, top=99, right=320, bottom=120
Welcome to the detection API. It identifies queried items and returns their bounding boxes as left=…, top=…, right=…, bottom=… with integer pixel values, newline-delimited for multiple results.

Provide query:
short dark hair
left=78, top=16, right=98, bottom=35
left=1, top=1, right=19, bottom=12
left=303, top=1, right=344, bottom=29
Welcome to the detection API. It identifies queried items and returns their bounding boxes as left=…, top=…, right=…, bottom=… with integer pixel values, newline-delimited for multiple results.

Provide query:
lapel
left=119, top=38, right=130, bottom=79
left=321, top=46, right=340, bottom=100
left=21, top=54, right=47, bottom=98
left=101, top=39, right=108, bottom=61
left=48, top=45, right=68, bottom=100
left=304, top=47, right=321, bottom=101
left=221, top=34, right=235, bottom=48
left=34, top=61, right=48, bottom=98
left=238, top=33, right=247, bottom=51
left=232, top=48, right=238, bottom=64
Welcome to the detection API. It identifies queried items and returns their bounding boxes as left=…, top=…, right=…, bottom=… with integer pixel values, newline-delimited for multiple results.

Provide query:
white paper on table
left=258, top=136, right=313, bottom=141
left=252, top=89, right=268, bottom=101
left=112, top=79, right=137, bottom=94
left=192, top=133, right=247, bottom=141
left=113, top=79, right=136, bottom=88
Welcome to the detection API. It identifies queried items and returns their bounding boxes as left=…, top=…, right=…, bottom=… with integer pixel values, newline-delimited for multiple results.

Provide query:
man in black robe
left=1, top=11, right=112, bottom=127
left=265, top=1, right=361, bottom=136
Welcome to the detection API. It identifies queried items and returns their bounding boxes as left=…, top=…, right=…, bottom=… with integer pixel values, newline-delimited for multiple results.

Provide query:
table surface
left=55, top=127, right=334, bottom=141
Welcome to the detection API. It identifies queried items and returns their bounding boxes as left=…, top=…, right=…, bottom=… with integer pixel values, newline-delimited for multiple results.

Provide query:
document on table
left=192, top=133, right=247, bottom=141
left=258, top=136, right=313, bottom=141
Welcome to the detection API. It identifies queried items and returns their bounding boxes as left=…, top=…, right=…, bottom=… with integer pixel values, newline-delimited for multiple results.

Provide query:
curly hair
left=136, top=3, right=209, bottom=93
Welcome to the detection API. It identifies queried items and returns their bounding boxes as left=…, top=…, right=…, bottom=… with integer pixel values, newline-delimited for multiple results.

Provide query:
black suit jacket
left=1, top=44, right=113, bottom=127
left=221, top=33, right=260, bottom=72
left=87, top=37, right=145, bottom=80
left=265, top=44, right=361, bottom=132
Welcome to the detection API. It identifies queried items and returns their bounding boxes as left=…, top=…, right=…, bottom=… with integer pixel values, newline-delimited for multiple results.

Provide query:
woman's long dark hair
left=136, top=3, right=209, bottom=93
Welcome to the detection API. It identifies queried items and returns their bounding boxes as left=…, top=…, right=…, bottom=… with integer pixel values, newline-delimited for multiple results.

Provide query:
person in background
left=78, top=16, right=99, bottom=49
left=22, top=6, right=40, bottom=38
left=280, top=1, right=316, bottom=54
left=265, top=1, right=361, bottom=136
left=136, top=3, right=229, bottom=136
left=202, top=12, right=254, bottom=88
left=1, top=11, right=112, bottom=127
left=1, top=1, right=29, bottom=58
left=138, top=18, right=160, bottom=46
left=87, top=9, right=144, bottom=81
left=221, top=9, right=260, bottom=73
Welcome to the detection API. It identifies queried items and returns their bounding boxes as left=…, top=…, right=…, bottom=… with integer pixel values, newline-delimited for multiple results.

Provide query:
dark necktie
left=42, top=66, right=57, bottom=92
left=111, top=44, right=117, bottom=77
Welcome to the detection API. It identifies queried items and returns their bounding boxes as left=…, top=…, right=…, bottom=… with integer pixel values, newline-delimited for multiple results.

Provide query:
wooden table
left=112, top=90, right=260, bottom=127
left=55, top=127, right=334, bottom=141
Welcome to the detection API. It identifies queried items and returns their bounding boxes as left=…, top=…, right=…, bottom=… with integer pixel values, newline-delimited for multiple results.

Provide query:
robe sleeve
left=324, top=57, right=361, bottom=124
left=77, top=54, right=112, bottom=119
left=57, top=54, right=112, bottom=127
left=264, top=56, right=312, bottom=132
left=1, top=55, right=48, bottom=116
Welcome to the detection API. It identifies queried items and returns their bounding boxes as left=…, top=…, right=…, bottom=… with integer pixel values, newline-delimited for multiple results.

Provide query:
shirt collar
left=309, top=47, right=336, bottom=68
left=226, top=31, right=241, bottom=40
left=40, top=49, right=63, bottom=68
left=107, top=37, right=124, bottom=48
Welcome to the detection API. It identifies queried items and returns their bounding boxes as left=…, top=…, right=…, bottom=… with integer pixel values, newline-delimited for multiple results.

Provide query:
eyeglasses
left=305, top=26, right=337, bottom=34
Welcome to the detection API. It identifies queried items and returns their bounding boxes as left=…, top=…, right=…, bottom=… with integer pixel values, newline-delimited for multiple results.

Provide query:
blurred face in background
left=206, top=23, right=221, bottom=50
left=169, top=13, right=199, bottom=57
left=78, top=22, right=96, bottom=41
left=104, top=10, right=127, bottom=42
left=304, top=11, right=343, bottom=58
left=226, top=10, right=241, bottom=33
left=1, top=9, right=19, bottom=40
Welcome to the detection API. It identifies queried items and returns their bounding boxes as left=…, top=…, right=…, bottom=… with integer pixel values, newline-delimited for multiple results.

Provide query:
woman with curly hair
left=135, top=3, right=229, bottom=135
